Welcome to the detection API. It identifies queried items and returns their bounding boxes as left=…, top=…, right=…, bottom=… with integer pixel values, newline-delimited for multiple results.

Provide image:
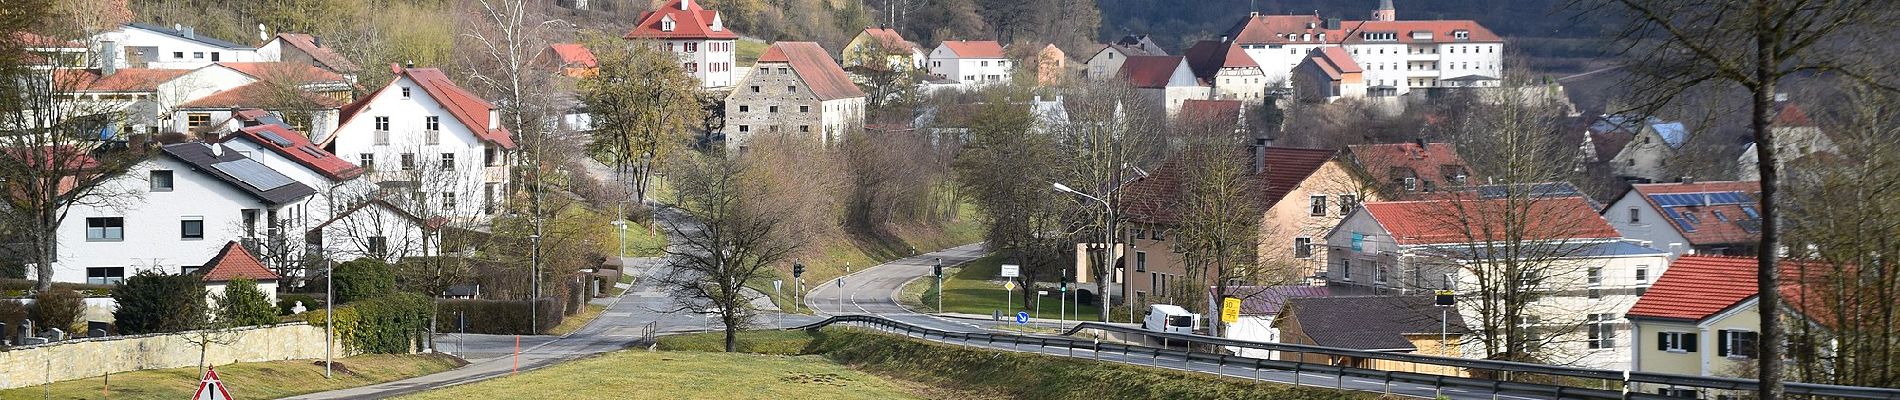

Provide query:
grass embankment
left=546, top=303, right=608, bottom=336
left=900, top=254, right=1146, bottom=323
left=735, top=38, right=769, bottom=65
left=655, top=329, right=1378, bottom=400
left=0, top=354, right=464, bottom=400
left=760, top=203, right=986, bottom=314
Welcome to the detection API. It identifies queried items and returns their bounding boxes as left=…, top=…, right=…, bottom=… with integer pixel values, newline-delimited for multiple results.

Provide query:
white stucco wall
left=91, top=26, right=262, bottom=70
left=330, top=75, right=500, bottom=222
left=1604, top=193, right=1693, bottom=257
left=47, top=152, right=285, bottom=283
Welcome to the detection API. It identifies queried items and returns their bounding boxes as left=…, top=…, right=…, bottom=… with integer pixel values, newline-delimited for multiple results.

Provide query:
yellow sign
left=1221, top=297, right=1241, bottom=324
left=1004, top=281, right=1016, bottom=291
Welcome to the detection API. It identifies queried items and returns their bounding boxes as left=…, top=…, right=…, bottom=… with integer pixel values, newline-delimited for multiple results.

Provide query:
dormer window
left=661, top=15, right=677, bottom=32
left=1453, top=30, right=1471, bottom=40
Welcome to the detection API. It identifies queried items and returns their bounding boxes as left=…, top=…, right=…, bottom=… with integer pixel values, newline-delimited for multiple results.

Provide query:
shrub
left=112, top=272, right=207, bottom=334
left=276, top=294, right=319, bottom=316
left=0, top=299, right=28, bottom=330
left=303, top=292, right=431, bottom=354
left=434, top=298, right=564, bottom=335
left=334, top=258, right=394, bottom=304
left=218, top=278, right=277, bottom=327
left=30, top=289, right=87, bottom=332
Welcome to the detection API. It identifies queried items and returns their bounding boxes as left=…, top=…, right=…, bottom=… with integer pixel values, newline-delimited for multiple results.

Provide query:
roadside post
left=1036, top=290, right=1048, bottom=320
left=933, top=258, right=944, bottom=313
left=1000, top=264, right=1020, bottom=316
left=837, top=277, right=845, bottom=312
left=792, top=262, right=804, bottom=312
left=1433, top=289, right=1456, bottom=397
left=773, top=279, right=783, bottom=326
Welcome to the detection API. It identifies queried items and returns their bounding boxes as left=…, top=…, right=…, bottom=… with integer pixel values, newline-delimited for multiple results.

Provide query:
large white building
left=624, top=0, right=739, bottom=89
left=320, top=65, right=517, bottom=223
left=90, top=23, right=263, bottom=70
left=1220, top=0, right=1504, bottom=96
left=928, top=40, right=1011, bottom=86
left=724, top=42, right=866, bottom=150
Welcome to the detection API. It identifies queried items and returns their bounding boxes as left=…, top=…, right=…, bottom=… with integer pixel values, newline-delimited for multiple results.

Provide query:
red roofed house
left=170, top=62, right=356, bottom=135
left=325, top=64, right=517, bottom=222
left=1182, top=39, right=1266, bottom=104
left=1034, top=44, right=1067, bottom=86
left=198, top=241, right=282, bottom=306
left=1292, top=47, right=1365, bottom=103
left=539, top=43, right=599, bottom=78
left=1116, top=56, right=1207, bottom=116
left=723, top=42, right=866, bottom=150
left=1324, top=194, right=1669, bottom=369
left=1222, top=1, right=1504, bottom=96
left=1084, top=34, right=1169, bottom=80
left=927, top=40, right=1010, bottom=86
left=258, top=33, right=361, bottom=77
left=623, top=0, right=739, bottom=88
left=841, top=27, right=925, bottom=70
left=1603, top=180, right=1761, bottom=258
left=1104, top=142, right=1378, bottom=312
left=1628, top=255, right=1826, bottom=397
left=1738, top=98, right=1838, bottom=181
left=1341, top=141, right=1475, bottom=200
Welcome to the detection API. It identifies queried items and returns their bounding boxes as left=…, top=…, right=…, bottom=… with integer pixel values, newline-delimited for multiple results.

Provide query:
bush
left=31, top=289, right=86, bottom=332
left=0, top=279, right=114, bottom=297
left=303, top=292, right=431, bottom=354
left=218, top=278, right=277, bottom=327
left=112, top=272, right=207, bottom=334
left=277, top=294, right=319, bottom=316
left=434, top=298, right=564, bottom=335
left=0, top=299, right=27, bottom=330
left=334, top=258, right=394, bottom=304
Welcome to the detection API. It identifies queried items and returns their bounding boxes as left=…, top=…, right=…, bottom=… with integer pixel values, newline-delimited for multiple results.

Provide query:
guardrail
left=790, top=315, right=1900, bottom=400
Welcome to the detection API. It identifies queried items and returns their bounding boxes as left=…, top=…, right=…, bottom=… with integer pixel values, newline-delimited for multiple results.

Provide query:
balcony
left=484, top=166, right=508, bottom=183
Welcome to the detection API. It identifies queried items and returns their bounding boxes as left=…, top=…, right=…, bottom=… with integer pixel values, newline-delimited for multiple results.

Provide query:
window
left=661, top=19, right=676, bottom=32
left=401, top=153, right=416, bottom=170
left=173, top=51, right=184, bottom=59
left=778, top=67, right=789, bottom=74
left=750, top=86, right=761, bottom=93
left=1309, top=195, right=1328, bottom=216
left=1135, top=251, right=1147, bottom=272
left=1718, top=329, right=1758, bottom=358
left=980, top=61, right=990, bottom=67
left=1635, top=266, right=1649, bottom=282
left=442, top=192, right=457, bottom=210
left=401, top=87, right=412, bottom=98
left=685, top=42, right=698, bottom=52
left=1338, top=195, right=1358, bottom=214
left=367, top=236, right=388, bottom=257
left=1339, top=258, right=1352, bottom=281
left=86, top=217, right=124, bottom=241
left=374, top=116, right=391, bottom=131
left=1151, top=229, right=1165, bottom=241
left=150, top=170, right=174, bottom=191
left=193, top=52, right=204, bottom=59
left=1587, top=267, right=1602, bottom=285
left=787, top=85, right=797, bottom=93
left=739, top=105, right=749, bottom=113
left=738, top=125, right=750, bottom=132
left=359, top=153, right=376, bottom=170
left=1294, top=237, right=1312, bottom=259
left=685, top=62, right=697, bottom=72
left=426, top=116, right=440, bottom=132
left=799, top=125, right=810, bottom=133
left=180, top=265, right=200, bottom=275
left=440, top=153, right=455, bottom=170
left=1132, top=228, right=1146, bottom=241
left=1629, top=207, right=1641, bottom=223
left=1376, top=265, right=1388, bottom=283
left=1586, top=313, right=1616, bottom=349
left=769, top=106, right=779, bottom=113
left=85, top=267, right=125, bottom=285
left=1453, top=30, right=1470, bottom=40
left=800, top=105, right=810, bottom=113
left=186, top=113, right=211, bottom=129
left=1658, top=331, right=1697, bottom=353
left=1657, top=388, right=1698, bottom=398
left=180, top=218, right=204, bottom=240
left=1403, top=177, right=1418, bottom=191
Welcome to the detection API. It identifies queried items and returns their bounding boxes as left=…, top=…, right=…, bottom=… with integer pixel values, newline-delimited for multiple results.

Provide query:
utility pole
left=530, top=231, right=541, bottom=334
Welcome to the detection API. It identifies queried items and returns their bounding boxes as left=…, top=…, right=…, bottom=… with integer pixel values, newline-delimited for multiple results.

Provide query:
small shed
left=199, top=241, right=281, bottom=306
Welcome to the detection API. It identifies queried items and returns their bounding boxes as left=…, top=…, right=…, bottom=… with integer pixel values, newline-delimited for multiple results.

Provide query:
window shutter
left=1684, top=333, right=1697, bottom=352
left=1716, top=330, right=1730, bottom=356
left=1657, top=332, right=1669, bottom=351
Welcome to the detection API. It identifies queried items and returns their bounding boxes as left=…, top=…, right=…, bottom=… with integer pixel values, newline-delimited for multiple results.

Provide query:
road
left=803, top=243, right=989, bottom=332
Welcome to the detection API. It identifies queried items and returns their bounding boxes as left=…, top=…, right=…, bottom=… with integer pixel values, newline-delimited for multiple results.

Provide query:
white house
left=168, top=62, right=355, bottom=134
left=623, top=0, right=739, bottom=89
left=256, top=33, right=361, bottom=78
left=1084, top=35, right=1169, bottom=80
left=1602, top=180, right=1762, bottom=258
left=198, top=241, right=282, bottom=306
left=1209, top=285, right=1332, bottom=359
left=928, top=40, right=1011, bottom=86
left=47, top=142, right=317, bottom=284
left=321, top=64, right=517, bottom=223
left=1323, top=196, right=1670, bottom=370
left=1221, top=0, right=1504, bottom=96
left=1183, top=39, right=1267, bottom=104
left=91, top=23, right=263, bottom=70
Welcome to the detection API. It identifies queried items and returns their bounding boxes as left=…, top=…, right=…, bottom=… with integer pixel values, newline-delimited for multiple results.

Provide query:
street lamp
left=1055, top=164, right=1150, bottom=325
left=1052, top=182, right=1108, bottom=328
left=529, top=233, right=541, bottom=334
left=609, top=219, right=627, bottom=257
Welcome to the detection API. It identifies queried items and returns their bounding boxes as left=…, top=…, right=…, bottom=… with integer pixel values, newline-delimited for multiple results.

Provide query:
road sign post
left=1221, top=297, right=1241, bottom=325
left=1003, top=280, right=1015, bottom=316
left=837, top=277, right=845, bottom=312
left=793, top=262, right=804, bottom=313
left=1435, top=290, right=1456, bottom=357
left=1036, top=290, right=1048, bottom=320
left=934, top=259, right=944, bottom=313
left=773, top=280, right=783, bottom=326
left=1016, top=311, right=1029, bottom=325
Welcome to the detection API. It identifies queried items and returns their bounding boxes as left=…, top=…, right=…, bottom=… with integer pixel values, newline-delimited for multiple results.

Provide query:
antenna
left=258, top=24, right=268, bottom=42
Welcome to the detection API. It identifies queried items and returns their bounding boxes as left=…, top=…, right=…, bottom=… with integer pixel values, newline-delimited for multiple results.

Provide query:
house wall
left=1239, top=42, right=1330, bottom=86
left=1084, top=47, right=1132, bottom=80
left=928, top=47, right=1011, bottom=86
left=92, top=27, right=262, bottom=70
left=1223, top=314, right=1280, bottom=359
left=330, top=75, right=497, bottom=222
left=1260, top=160, right=1375, bottom=281
left=1604, top=193, right=1694, bottom=257
left=840, top=34, right=921, bottom=70
left=49, top=155, right=279, bottom=283
left=1211, top=67, right=1267, bottom=104
left=1631, top=318, right=1703, bottom=376
left=724, top=63, right=826, bottom=149
left=1610, top=127, right=1674, bottom=182
left=819, top=96, right=865, bottom=142
left=1631, top=300, right=1764, bottom=397
left=1238, top=40, right=1501, bottom=95
left=642, top=39, right=736, bottom=88
left=320, top=202, right=438, bottom=264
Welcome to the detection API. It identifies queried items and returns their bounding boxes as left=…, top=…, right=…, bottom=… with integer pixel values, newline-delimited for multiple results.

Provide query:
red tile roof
left=1179, top=99, right=1242, bottom=123
left=1336, top=20, right=1502, bottom=44
left=624, top=0, right=738, bottom=40
left=268, top=33, right=359, bottom=73
left=938, top=41, right=1005, bottom=58
left=1122, top=146, right=1337, bottom=225
left=55, top=68, right=192, bottom=92
left=338, top=65, right=516, bottom=149
left=177, top=81, right=348, bottom=109
left=1361, top=196, right=1622, bottom=246
left=1628, top=255, right=1816, bottom=322
left=755, top=42, right=865, bottom=101
left=1222, top=15, right=1325, bottom=45
left=200, top=241, right=281, bottom=282
left=219, top=121, right=364, bottom=181
left=1626, top=180, right=1763, bottom=246
left=860, top=27, right=916, bottom=53
left=11, top=32, right=83, bottom=48
left=1307, top=47, right=1361, bottom=81
left=1774, top=101, right=1813, bottom=127
left=216, top=62, right=350, bottom=85
left=1183, top=40, right=1257, bottom=80
left=548, top=43, right=598, bottom=68
left=1117, top=56, right=1187, bottom=88
left=1345, top=142, right=1474, bottom=197
left=1224, top=14, right=1502, bottom=45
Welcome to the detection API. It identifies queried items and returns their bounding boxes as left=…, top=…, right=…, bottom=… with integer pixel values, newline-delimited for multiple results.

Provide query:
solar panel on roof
left=298, top=146, right=325, bottom=158
left=211, top=159, right=295, bottom=191
left=255, top=130, right=294, bottom=147
left=1661, top=208, right=1697, bottom=232
left=256, top=114, right=286, bottom=126
left=1740, top=205, right=1760, bottom=219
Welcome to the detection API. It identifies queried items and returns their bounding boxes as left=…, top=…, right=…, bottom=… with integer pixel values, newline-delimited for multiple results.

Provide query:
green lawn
left=398, top=349, right=927, bottom=400
left=614, top=218, right=669, bottom=257
left=0, top=354, right=463, bottom=400
left=736, top=38, right=769, bottom=65
left=546, top=303, right=607, bottom=336
left=902, top=255, right=1141, bottom=323
left=761, top=202, right=985, bottom=314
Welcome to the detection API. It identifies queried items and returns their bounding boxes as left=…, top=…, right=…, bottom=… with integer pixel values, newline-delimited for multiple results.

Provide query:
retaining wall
left=0, top=323, right=351, bottom=389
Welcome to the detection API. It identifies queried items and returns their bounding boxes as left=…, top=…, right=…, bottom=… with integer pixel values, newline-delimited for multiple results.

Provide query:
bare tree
left=953, top=97, right=1075, bottom=304
left=659, top=150, right=801, bottom=352
left=1051, top=81, right=1160, bottom=322
left=1162, top=110, right=1260, bottom=330
left=581, top=36, right=704, bottom=205
left=1592, top=0, right=1899, bottom=392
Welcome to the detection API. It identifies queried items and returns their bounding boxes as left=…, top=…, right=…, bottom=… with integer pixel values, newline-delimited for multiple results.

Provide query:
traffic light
left=793, top=263, right=805, bottom=278
left=933, top=264, right=943, bottom=278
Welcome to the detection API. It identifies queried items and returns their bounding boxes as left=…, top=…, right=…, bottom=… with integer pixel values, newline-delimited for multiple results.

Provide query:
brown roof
left=268, top=33, right=359, bottom=73
left=1360, top=196, right=1623, bottom=246
left=756, top=42, right=865, bottom=101
left=1623, top=180, right=1763, bottom=247
left=200, top=241, right=281, bottom=282
left=860, top=27, right=915, bottom=52
left=338, top=65, right=516, bottom=149
left=55, top=68, right=192, bottom=92
left=217, top=62, right=350, bottom=85
left=1224, top=14, right=1502, bottom=45
left=177, top=81, right=348, bottom=109
left=1307, top=47, right=1361, bottom=81
left=1344, top=142, right=1474, bottom=197
left=938, top=40, right=1006, bottom=58
left=1116, top=56, right=1187, bottom=88
left=548, top=43, right=598, bottom=68
left=1183, top=40, right=1257, bottom=80
left=1122, top=146, right=1337, bottom=225
left=1179, top=99, right=1242, bottom=123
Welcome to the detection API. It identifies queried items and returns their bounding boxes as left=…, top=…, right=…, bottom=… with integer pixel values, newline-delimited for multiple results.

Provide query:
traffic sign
left=193, top=366, right=234, bottom=400
left=1037, top=290, right=1048, bottom=296
left=772, top=280, right=782, bottom=292
left=1015, top=311, right=1030, bottom=325
left=1003, top=281, right=1016, bottom=291
left=1435, top=290, right=1456, bottom=306
left=1000, top=264, right=1020, bottom=278
left=1221, top=297, right=1242, bottom=324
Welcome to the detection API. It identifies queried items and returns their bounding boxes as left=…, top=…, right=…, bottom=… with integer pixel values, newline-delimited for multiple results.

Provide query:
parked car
left=1141, top=304, right=1199, bottom=334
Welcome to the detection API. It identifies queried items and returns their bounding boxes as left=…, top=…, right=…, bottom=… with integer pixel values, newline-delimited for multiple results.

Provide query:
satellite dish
left=257, top=24, right=268, bottom=41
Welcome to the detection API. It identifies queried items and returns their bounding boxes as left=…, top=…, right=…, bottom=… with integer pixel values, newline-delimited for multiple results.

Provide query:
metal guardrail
left=790, top=315, right=1900, bottom=400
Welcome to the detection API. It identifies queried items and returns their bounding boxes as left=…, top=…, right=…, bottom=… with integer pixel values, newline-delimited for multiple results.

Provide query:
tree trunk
left=1750, top=66, right=1785, bottom=399
left=723, top=316, right=738, bottom=352
left=34, top=207, right=57, bottom=292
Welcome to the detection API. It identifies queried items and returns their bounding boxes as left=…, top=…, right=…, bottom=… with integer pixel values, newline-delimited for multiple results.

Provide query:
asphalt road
left=803, top=243, right=990, bottom=332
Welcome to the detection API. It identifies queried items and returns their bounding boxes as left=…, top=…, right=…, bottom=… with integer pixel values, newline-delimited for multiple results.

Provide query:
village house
left=623, top=0, right=739, bottom=89
left=840, top=27, right=925, bottom=71
left=1183, top=39, right=1267, bottom=104
left=1116, top=56, right=1207, bottom=116
left=928, top=40, right=1011, bottom=86
left=1738, top=99, right=1836, bottom=181
left=256, top=33, right=361, bottom=78
left=1208, top=285, right=1331, bottom=359
left=169, top=62, right=356, bottom=135
left=198, top=241, right=283, bottom=306
left=1292, top=47, right=1365, bottom=103
left=1585, top=114, right=1690, bottom=183
left=540, top=43, right=600, bottom=78
left=1274, top=295, right=1465, bottom=376
left=1340, top=141, right=1474, bottom=200
left=1603, top=180, right=1761, bottom=257
left=1626, top=255, right=1822, bottom=398
left=1221, top=0, right=1505, bottom=96
left=1084, top=34, right=1169, bottom=80
left=90, top=23, right=264, bottom=70
left=1033, top=44, right=1067, bottom=86
left=321, top=65, right=516, bottom=222
left=724, top=42, right=866, bottom=150
left=1323, top=196, right=1669, bottom=369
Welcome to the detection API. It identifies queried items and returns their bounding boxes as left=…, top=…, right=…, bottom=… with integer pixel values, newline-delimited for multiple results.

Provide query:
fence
left=792, top=315, right=1900, bottom=400
left=0, top=323, right=349, bottom=389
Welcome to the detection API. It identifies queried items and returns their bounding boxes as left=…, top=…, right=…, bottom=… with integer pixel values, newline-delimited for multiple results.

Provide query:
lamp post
left=1053, top=182, right=1109, bottom=326
left=609, top=219, right=627, bottom=257
left=529, top=232, right=541, bottom=334
left=324, top=257, right=333, bottom=379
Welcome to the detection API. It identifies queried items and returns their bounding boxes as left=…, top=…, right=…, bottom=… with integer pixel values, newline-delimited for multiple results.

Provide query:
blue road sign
left=1015, top=311, right=1030, bottom=325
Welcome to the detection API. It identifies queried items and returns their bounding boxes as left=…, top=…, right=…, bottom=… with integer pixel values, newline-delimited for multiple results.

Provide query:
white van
left=1141, top=304, right=1200, bottom=334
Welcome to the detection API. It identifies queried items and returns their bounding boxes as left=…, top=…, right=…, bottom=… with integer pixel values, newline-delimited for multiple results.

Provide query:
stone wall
left=0, top=323, right=352, bottom=389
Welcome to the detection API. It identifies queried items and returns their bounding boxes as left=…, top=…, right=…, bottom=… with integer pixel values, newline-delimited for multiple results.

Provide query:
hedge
left=0, top=279, right=114, bottom=298
left=303, top=292, right=432, bottom=354
left=112, top=272, right=207, bottom=334
left=334, top=258, right=395, bottom=304
left=434, top=298, right=564, bottom=335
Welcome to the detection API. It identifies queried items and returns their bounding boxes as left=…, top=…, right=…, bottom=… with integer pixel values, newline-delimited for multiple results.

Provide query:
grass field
left=398, top=349, right=930, bottom=400
left=546, top=303, right=607, bottom=336
left=900, top=255, right=1127, bottom=322
left=758, top=203, right=985, bottom=314
left=0, top=354, right=464, bottom=400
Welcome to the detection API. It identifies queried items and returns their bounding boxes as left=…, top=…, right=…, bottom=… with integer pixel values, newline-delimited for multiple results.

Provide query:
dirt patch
left=313, top=360, right=356, bottom=376
left=780, top=372, right=852, bottom=386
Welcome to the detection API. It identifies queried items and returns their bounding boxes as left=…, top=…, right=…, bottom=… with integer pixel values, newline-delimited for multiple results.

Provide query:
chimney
left=1678, top=176, right=1695, bottom=184
left=1220, top=35, right=1230, bottom=43
left=100, top=41, right=118, bottom=76
left=1703, top=193, right=1713, bottom=207
left=313, top=36, right=322, bottom=48
left=182, top=26, right=195, bottom=39
left=1414, top=138, right=1428, bottom=149
left=405, top=60, right=416, bottom=69
left=1252, top=138, right=1269, bottom=174
left=680, top=0, right=691, bottom=10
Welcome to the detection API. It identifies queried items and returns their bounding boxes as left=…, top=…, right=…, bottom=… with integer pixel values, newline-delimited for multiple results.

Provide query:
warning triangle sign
left=193, top=366, right=235, bottom=400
